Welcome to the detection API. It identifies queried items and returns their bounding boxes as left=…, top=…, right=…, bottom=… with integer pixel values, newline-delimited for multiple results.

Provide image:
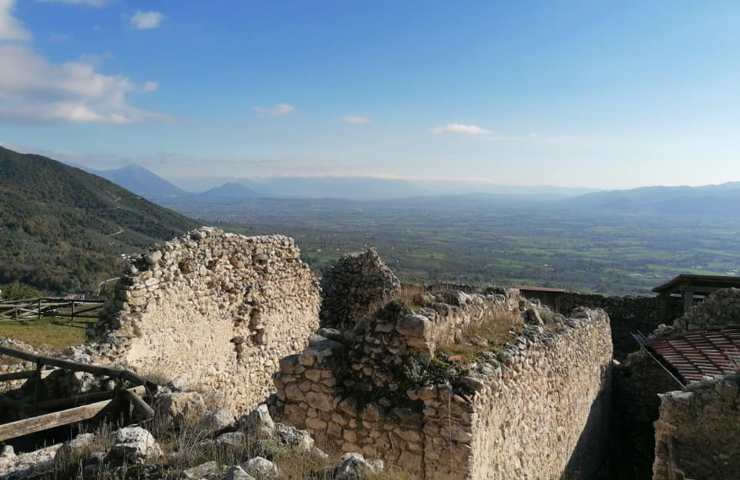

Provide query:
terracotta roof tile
left=647, top=327, right=740, bottom=383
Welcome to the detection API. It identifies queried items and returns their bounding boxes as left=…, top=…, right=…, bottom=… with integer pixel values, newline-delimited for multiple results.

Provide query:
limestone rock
left=275, top=423, right=314, bottom=452
left=183, top=460, right=220, bottom=480
left=333, top=453, right=384, bottom=480
left=242, top=457, right=279, bottom=479
left=215, top=431, right=246, bottom=448
left=200, top=408, right=236, bottom=434
left=223, top=465, right=255, bottom=480
left=54, top=433, right=96, bottom=463
left=155, top=391, right=207, bottom=426
left=108, top=427, right=162, bottom=465
left=240, top=404, right=275, bottom=439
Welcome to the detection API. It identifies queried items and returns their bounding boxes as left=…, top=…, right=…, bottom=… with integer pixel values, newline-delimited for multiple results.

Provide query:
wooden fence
left=0, top=346, right=157, bottom=442
left=0, top=297, right=105, bottom=322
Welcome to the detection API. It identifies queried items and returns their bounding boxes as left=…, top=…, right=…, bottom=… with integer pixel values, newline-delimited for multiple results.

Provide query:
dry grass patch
left=438, top=311, right=522, bottom=364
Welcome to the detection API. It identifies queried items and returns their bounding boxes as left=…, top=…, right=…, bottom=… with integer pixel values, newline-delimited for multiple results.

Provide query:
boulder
left=275, top=423, right=314, bottom=452
left=155, top=391, right=206, bottom=426
left=215, top=431, right=246, bottom=448
left=223, top=465, right=255, bottom=480
left=240, top=404, right=275, bottom=439
left=242, top=457, right=279, bottom=479
left=183, top=460, right=220, bottom=480
left=54, top=433, right=96, bottom=462
left=108, top=427, right=162, bottom=465
left=333, top=453, right=384, bottom=480
left=199, top=408, right=236, bottom=434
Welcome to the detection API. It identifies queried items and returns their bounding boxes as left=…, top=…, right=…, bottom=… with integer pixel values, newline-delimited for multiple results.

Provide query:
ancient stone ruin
left=272, top=252, right=614, bottom=480
left=7, top=228, right=734, bottom=480
left=319, top=248, right=401, bottom=331
left=84, top=227, right=321, bottom=414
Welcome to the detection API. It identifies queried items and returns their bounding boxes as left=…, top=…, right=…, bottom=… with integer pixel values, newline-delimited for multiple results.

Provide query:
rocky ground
left=0, top=390, right=396, bottom=480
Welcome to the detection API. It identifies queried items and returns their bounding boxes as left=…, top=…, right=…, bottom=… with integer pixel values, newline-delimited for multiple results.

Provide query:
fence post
left=71, top=301, right=75, bottom=322
left=38, top=298, right=42, bottom=320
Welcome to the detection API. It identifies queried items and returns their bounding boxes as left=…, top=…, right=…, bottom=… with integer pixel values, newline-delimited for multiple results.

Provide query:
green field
left=0, top=317, right=94, bottom=351
left=166, top=196, right=740, bottom=296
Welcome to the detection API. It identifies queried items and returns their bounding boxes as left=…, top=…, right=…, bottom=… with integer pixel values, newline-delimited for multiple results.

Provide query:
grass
left=42, top=408, right=408, bottom=480
left=0, top=316, right=94, bottom=351
left=437, top=311, right=522, bottom=364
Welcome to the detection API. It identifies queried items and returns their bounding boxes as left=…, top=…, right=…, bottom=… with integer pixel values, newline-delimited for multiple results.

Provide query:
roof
left=517, top=285, right=568, bottom=294
left=652, top=274, right=740, bottom=293
left=647, top=327, right=740, bottom=384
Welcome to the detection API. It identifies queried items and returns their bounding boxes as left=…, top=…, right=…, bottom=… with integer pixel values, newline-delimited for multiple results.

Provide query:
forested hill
left=0, top=146, right=198, bottom=293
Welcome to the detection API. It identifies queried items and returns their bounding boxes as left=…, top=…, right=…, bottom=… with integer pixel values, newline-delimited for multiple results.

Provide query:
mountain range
left=87, top=162, right=740, bottom=218
left=0, top=147, right=197, bottom=293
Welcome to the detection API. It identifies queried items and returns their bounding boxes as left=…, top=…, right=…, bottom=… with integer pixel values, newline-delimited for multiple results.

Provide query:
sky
left=1, top=0, right=740, bottom=188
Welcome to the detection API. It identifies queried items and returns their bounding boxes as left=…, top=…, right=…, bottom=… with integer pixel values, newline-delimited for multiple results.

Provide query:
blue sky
left=1, top=0, right=740, bottom=188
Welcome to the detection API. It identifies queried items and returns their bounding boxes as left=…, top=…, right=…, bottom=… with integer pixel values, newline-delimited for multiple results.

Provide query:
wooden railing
left=0, top=297, right=105, bottom=321
left=0, top=346, right=157, bottom=442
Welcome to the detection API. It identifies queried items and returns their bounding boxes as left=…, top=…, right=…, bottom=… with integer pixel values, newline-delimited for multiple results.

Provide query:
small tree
left=0, top=281, right=43, bottom=301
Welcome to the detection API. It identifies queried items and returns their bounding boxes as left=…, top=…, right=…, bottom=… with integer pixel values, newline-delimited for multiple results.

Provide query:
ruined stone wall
left=319, top=248, right=400, bottom=331
left=673, top=287, right=740, bottom=331
left=557, top=293, right=681, bottom=359
left=90, top=227, right=321, bottom=414
left=653, top=374, right=740, bottom=480
left=466, top=308, right=612, bottom=480
left=611, top=350, right=682, bottom=480
left=274, top=290, right=613, bottom=480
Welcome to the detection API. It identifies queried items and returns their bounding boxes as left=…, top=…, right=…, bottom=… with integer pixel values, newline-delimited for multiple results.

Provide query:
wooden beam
left=122, top=389, right=155, bottom=420
left=33, top=386, right=145, bottom=413
left=0, top=369, right=41, bottom=382
left=0, top=346, right=152, bottom=390
left=0, top=398, right=114, bottom=442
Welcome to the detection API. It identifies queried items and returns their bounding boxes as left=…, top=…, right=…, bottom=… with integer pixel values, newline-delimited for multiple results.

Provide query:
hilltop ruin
left=9, top=227, right=734, bottom=480
left=83, top=227, right=321, bottom=414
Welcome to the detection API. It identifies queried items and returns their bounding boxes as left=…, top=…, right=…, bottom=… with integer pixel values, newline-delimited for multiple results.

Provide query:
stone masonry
left=653, top=374, right=740, bottom=480
left=86, top=227, right=321, bottom=414
left=319, top=248, right=401, bottom=331
left=273, top=283, right=613, bottom=480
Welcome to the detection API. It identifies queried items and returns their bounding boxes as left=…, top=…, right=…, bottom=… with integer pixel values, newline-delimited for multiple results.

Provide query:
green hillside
left=0, top=146, right=199, bottom=293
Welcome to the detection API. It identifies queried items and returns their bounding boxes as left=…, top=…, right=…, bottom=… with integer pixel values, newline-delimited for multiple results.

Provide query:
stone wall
left=611, top=350, right=682, bottom=480
left=673, top=287, right=740, bottom=331
left=88, top=227, right=321, bottom=414
left=557, top=293, right=682, bottom=359
left=319, top=248, right=400, bottom=331
left=467, top=307, right=613, bottom=480
left=273, top=288, right=613, bottom=480
left=653, top=374, right=740, bottom=480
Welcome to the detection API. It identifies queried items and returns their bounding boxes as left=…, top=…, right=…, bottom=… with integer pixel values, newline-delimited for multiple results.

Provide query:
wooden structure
left=0, top=346, right=157, bottom=443
left=517, top=285, right=568, bottom=312
left=653, top=274, right=740, bottom=322
left=0, top=297, right=104, bottom=321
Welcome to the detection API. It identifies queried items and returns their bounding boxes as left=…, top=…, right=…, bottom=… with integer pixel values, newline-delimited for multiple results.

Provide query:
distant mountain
left=197, top=182, right=260, bottom=201
left=0, top=146, right=198, bottom=293
left=172, top=175, right=594, bottom=201
left=570, top=182, right=740, bottom=217
left=94, top=164, right=187, bottom=201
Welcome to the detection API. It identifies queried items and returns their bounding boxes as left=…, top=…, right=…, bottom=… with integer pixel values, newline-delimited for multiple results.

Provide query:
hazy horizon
left=2, top=1, right=740, bottom=188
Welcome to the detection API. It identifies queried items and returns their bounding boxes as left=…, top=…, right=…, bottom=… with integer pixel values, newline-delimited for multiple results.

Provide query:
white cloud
left=432, top=123, right=492, bottom=136
left=0, top=0, right=31, bottom=40
left=0, top=45, right=160, bottom=125
left=130, top=10, right=164, bottom=30
left=142, top=81, right=158, bottom=92
left=37, top=0, right=110, bottom=7
left=254, top=103, right=295, bottom=117
left=343, top=115, right=369, bottom=125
